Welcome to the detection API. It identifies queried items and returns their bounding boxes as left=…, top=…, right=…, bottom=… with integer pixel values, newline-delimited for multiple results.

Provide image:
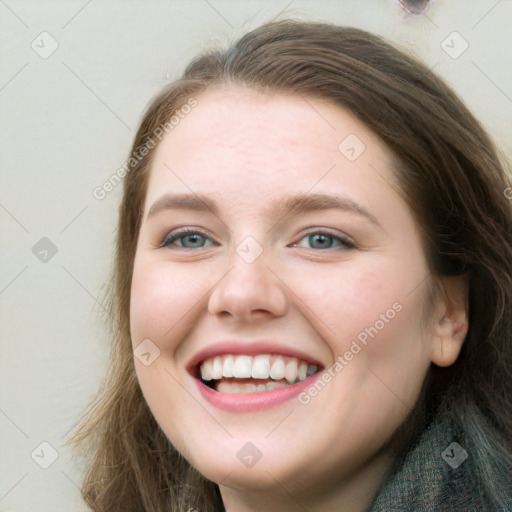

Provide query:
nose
left=207, top=246, right=288, bottom=323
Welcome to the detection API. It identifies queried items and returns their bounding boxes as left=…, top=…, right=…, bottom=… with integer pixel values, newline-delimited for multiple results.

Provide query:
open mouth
left=198, top=354, right=320, bottom=394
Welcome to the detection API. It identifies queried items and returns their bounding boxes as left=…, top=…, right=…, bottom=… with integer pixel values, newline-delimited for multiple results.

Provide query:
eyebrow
left=146, top=192, right=381, bottom=227
left=147, top=193, right=219, bottom=219
left=277, top=193, right=380, bottom=226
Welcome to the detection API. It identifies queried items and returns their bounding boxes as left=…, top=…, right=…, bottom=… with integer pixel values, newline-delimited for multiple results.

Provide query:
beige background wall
left=1, top=1, right=511, bottom=510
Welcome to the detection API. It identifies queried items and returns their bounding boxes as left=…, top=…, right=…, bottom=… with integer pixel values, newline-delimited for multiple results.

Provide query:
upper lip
left=187, top=340, right=324, bottom=376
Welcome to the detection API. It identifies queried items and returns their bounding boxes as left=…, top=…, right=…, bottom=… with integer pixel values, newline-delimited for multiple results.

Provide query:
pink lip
left=195, top=373, right=321, bottom=412
left=187, top=340, right=323, bottom=374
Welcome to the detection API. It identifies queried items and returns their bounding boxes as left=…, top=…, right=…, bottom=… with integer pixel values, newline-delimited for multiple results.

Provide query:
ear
left=430, top=275, right=469, bottom=367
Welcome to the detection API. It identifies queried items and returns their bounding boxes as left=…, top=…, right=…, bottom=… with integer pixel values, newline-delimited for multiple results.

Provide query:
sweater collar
left=367, top=415, right=494, bottom=511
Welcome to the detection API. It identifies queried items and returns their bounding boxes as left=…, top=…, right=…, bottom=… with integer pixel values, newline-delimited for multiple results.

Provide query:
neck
left=219, top=447, right=395, bottom=512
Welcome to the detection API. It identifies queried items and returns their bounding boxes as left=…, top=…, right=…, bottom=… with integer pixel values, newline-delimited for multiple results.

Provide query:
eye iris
left=182, top=234, right=205, bottom=248
left=309, top=233, right=334, bottom=249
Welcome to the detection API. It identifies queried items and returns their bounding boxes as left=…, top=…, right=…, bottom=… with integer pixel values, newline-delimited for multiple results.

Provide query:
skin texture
left=130, top=88, right=468, bottom=512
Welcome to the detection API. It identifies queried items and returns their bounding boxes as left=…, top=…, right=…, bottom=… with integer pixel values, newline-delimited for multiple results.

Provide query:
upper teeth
left=200, top=354, right=318, bottom=383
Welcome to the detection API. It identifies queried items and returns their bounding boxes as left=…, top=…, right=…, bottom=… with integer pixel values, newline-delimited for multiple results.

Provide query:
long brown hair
left=70, top=19, right=512, bottom=511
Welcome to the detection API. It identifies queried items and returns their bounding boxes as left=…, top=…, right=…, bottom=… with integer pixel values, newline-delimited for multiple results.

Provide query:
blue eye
left=161, top=229, right=216, bottom=249
left=296, top=231, right=355, bottom=250
left=160, top=229, right=354, bottom=251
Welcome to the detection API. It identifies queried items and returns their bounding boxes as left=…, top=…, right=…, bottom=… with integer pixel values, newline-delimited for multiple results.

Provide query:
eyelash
left=159, top=228, right=355, bottom=251
left=291, top=230, right=356, bottom=250
left=160, top=228, right=218, bottom=249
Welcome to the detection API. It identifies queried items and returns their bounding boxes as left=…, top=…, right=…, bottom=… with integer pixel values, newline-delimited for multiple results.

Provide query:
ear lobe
left=430, top=276, right=469, bottom=368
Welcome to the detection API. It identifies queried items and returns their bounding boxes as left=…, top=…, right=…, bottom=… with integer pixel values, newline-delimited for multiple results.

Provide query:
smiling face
left=129, top=88, right=461, bottom=508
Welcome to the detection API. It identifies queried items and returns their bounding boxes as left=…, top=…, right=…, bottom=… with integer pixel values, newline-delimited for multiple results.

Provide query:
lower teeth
left=215, top=379, right=291, bottom=394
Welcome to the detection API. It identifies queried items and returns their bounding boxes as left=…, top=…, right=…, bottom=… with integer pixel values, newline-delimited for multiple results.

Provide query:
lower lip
left=195, top=374, right=321, bottom=412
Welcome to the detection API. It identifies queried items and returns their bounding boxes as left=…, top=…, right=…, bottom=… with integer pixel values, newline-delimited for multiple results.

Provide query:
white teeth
left=212, top=357, right=223, bottom=380
left=216, top=380, right=290, bottom=394
left=251, top=354, right=271, bottom=379
left=266, top=381, right=288, bottom=391
left=199, top=353, right=320, bottom=384
left=233, top=355, right=252, bottom=378
left=217, top=381, right=258, bottom=394
left=284, top=357, right=298, bottom=383
left=201, top=359, right=213, bottom=381
left=222, top=355, right=234, bottom=378
left=269, top=355, right=285, bottom=380
left=298, top=361, right=308, bottom=381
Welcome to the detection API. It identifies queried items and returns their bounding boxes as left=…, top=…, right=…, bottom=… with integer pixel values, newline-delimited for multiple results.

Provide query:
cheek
left=294, top=260, right=413, bottom=341
left=290, top=255, right=431, bottom=397
left=129, top=258, right=211, bottom=451
left=130, top=258, right=206, bottom=347
left=291, top=265, right=430, bottom=452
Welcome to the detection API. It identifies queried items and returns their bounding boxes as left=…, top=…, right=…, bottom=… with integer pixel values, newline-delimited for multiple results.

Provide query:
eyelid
left=292, top=228, right=356, bottom=249
left=158, top=226, right=355, bottom=251
left=159, top=227, right=218, bottom=249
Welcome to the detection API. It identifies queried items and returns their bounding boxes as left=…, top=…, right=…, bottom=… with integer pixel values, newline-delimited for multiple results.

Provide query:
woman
left=71, top=19, right=512, bottom=511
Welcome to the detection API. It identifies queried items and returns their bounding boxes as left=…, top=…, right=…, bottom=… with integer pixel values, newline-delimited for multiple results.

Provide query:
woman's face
left=130, top=88, right=450, bottom=503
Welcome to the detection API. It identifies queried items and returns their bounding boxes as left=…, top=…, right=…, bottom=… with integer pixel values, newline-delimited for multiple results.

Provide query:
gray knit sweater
left=367, top=416, right=508, bottom=511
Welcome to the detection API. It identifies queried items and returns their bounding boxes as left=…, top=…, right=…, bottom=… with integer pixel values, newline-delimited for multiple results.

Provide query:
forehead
left=144, top=88, right=399, bottom=215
